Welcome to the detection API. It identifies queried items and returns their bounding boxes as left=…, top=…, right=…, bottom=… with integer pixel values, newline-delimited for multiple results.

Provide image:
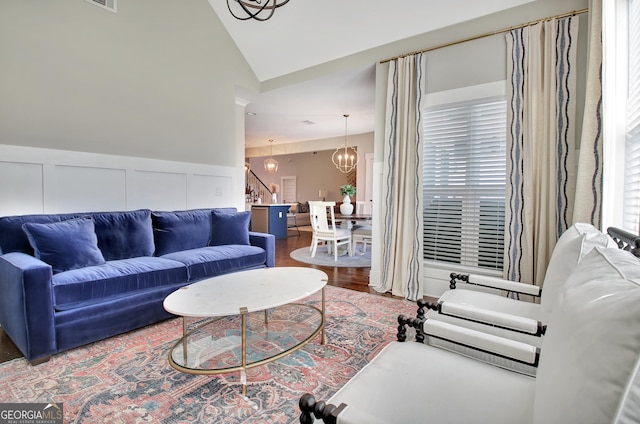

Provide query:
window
left=624, top=0, right=640, bottom=232
left=423, top=95, right=507, bottom=270
left=604, top=0, right=640, bottom=231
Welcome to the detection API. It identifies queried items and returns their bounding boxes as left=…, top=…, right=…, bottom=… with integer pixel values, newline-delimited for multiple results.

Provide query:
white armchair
left=420, top=223, right=614, bottom=374
left=308, top=201, right=353, bottom=261
left=300, top=246, right=640, bottom=424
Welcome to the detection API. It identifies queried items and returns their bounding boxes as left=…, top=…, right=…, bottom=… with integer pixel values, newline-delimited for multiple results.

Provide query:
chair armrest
left=439, top=301, right=546, bottom=336
left=450, top=272, right=541, bottom=297
left=422, top=319, right=540, bottom=366
left=607, top=227, right=640, bottom=256
left=0, top=252, right=56, bottom=362
left=249, top=232, right=275, bottom=267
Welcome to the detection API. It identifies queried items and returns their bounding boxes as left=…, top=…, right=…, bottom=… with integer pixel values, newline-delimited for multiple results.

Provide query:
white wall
left=0, top=0, right=258, bottom=166
left=0, top=144, right=242, bottom=216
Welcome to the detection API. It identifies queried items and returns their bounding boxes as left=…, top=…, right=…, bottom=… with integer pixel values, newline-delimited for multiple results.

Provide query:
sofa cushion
left=210, top=210, right=251, bottom=246
left=152, top=209, right=213, bottom=256
left=91, top=210, right=155, bottom=260
left=161, top=245, right=266, bottom=281
left=0, top=212, right=81, bottom=254
left=534, top=246, right=640, bottom=423
left=152, top=208, right=238, bottom=256
left=22, top=217, right=106, bottom=274
left=52, top=256, right=187, bottom=311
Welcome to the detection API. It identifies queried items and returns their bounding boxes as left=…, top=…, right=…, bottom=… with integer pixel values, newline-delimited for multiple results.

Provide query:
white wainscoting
left=0, top=144, right=241, bottom=216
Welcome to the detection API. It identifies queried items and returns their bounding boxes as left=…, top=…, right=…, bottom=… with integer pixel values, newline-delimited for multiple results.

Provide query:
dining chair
left=351, top=225, right=372, bottom=254
left=355, top=201, right=367, bottom=215
left=308, top=201, right=353, bottom=261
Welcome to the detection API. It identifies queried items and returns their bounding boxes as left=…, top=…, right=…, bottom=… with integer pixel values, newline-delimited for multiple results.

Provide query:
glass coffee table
left=163, top=267, right=328, bottom=395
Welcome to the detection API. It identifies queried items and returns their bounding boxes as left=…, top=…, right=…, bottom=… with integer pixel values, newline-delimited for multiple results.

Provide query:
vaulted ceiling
left=206, top=0, right=536, bottom=148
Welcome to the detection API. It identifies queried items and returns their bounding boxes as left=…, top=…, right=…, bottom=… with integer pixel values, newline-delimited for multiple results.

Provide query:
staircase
left=245, top=170, right=271, bottom=204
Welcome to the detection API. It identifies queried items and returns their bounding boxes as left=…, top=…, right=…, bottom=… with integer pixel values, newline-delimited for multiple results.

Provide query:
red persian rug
left=0, top=286, right=416, bottom=423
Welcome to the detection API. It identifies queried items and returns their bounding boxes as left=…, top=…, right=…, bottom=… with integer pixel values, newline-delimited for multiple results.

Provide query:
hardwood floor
left=0, top=230, right=393, bottom=364
left=276, top=230, right=388, bottom=295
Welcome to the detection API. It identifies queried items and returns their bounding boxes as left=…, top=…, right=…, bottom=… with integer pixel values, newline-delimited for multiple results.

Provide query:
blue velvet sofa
left=0, top=208, right=275, bottom=364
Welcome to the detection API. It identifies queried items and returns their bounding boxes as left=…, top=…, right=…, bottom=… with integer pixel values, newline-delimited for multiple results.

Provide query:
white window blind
left=624, top=0, right=640, bottom=232
left=423, top=96, right=506, bottom=270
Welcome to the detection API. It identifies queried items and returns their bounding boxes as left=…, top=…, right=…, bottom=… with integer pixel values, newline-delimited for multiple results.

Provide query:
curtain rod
left=380, top=8, right=589, bottom=64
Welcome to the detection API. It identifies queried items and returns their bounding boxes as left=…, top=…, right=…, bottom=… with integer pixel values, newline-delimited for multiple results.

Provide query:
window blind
left=423, top=96, right=506, bottom=270
left=625, top=0, right=640, bottom=232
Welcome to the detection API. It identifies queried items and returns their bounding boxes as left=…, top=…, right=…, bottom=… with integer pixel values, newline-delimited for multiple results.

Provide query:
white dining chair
left=309, top=201, right=353, bottom=261
left=351, top=225, right=372, bottom=254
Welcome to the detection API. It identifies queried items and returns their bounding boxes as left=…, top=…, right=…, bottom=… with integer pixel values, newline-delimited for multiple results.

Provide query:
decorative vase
left=340, top=195, right=354, bottom=215
left=272, top=193, right=278, bottom=203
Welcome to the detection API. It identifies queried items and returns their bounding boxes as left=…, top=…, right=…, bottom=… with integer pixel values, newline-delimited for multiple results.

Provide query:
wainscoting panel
left=0, top=161, right=44, bottom=216
left=128, top=170, right=187, bottom=211
left=188, top=174, right=231, bottom=209
left=51, top=165, right=126, bottom=213
left=0, top=144, right=241, bottom=216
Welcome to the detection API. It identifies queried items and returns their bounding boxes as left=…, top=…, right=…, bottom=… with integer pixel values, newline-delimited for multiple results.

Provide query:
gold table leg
left=182, top=317, right=188, bottom=364
left=321, top=286, right=326, bottom=345
left=240, top=306, right=248, bottom=396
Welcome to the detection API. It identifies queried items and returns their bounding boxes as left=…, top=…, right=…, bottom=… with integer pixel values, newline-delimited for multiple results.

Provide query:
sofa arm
left=249, top=231, right=276, bottom=267
left=0, top=252, right=56, bottom=362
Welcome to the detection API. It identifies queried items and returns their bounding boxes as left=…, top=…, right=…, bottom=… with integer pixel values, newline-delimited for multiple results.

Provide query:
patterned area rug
left=289, top=247, right=371, bottom=268
left=0, top=286, right=415, bottom=423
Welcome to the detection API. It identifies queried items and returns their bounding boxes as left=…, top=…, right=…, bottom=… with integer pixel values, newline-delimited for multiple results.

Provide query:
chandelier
left=226, top=0, right=290, bottom=21
left=332, top=114, right=359, bottom=174
left=264, top=139, right=279, bottom=173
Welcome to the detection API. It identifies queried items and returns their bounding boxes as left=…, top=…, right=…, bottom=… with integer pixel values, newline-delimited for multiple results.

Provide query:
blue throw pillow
left=91, top=209, right=155, bottom=260
left=152, top=209, right=213, bottom=256
left=210, top=210, right=251, bottom=246
left=22, top=217, right=106, bottom=274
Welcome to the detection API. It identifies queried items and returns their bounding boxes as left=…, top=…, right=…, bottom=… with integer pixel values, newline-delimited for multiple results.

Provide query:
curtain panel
left=505, top=17, right=579, bottom=287
left=372, top=53, right=426, bottom=300
left=573, top=0, right=603, bottom=227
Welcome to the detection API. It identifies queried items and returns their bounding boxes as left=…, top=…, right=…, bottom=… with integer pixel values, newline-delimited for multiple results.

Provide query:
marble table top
left=163, top=267, right=328, bottom=318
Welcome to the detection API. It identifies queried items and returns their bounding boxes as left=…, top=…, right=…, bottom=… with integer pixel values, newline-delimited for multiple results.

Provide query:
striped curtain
left=573, top=0, right=602, bottom=227
left=505, top=17, right=579, bottom=287
left=371, top=53, right=426, bottom=300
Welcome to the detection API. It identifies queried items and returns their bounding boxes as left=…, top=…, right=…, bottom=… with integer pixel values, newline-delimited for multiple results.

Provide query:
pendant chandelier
left=264, top=139, right=279, bottom=173
left=332, top=114, right=359, bottom=174
left=226, top=0, right=290, bottom=21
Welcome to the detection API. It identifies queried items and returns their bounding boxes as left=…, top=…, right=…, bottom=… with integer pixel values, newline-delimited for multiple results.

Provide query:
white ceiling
left=208, top=0, right=534, bottom=149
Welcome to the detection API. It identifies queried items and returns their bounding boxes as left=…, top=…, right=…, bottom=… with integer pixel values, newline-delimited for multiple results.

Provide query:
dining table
left=334, top=214, right=372, bottom=229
